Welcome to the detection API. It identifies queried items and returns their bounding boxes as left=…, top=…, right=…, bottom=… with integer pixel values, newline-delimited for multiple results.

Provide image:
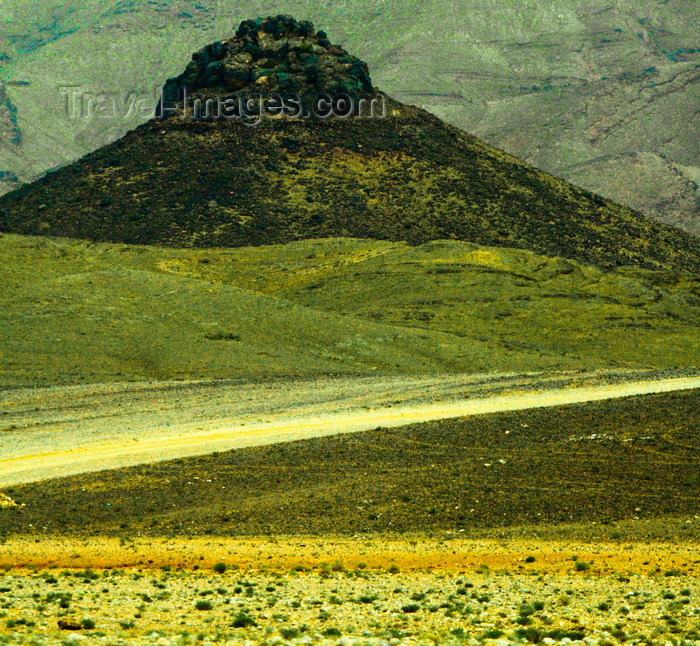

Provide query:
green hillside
left=1, top=233, right=698, bottom=388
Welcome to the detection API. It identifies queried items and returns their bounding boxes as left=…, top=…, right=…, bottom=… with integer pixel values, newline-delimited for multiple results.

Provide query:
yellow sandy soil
left=1, top=536, right=698, bottom=575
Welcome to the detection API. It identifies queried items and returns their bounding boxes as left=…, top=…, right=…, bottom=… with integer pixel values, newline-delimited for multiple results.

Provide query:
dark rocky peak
left=159, top=15, right=375, bottom=115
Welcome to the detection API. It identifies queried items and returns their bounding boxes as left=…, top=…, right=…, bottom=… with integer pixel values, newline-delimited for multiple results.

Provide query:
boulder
left=157, top=14, right=378, bottom=118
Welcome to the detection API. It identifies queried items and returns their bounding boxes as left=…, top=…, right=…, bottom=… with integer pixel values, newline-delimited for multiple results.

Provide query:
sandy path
left=1, top=373, right=698, bottom=487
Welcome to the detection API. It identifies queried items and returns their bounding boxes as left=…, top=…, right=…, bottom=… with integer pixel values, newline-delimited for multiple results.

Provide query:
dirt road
left=1, top=372, right=698, bottom=487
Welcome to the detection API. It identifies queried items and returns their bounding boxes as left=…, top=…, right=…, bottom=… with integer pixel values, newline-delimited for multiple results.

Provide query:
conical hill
left=1, top=15, right=699, bottom=273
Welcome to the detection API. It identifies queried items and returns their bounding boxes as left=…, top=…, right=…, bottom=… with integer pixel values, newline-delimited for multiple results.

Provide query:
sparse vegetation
left=0, top=559, right=693, bottom=642
left=2, top=388, right=697, bottom=539
left=194, top=600, right=213, bottom=611
left=1, top=234, right=699, bottom=389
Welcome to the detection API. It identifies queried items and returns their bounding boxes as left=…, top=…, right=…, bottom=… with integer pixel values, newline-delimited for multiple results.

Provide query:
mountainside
left=2, top=93, right=699, bottom=274
left=0, top=0, right=697, bottom=234
left=1, top=14, right=699, bottom=274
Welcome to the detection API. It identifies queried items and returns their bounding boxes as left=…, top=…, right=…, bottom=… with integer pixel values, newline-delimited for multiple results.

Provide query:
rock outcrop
left=158, top=15, right=375, bottom=118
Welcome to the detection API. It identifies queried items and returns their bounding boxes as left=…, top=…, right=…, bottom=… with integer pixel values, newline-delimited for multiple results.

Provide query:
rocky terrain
left=0, top=537, right=698, bottom=645
left=1, top=9, right=698, bottom=645
left=2, top=16, right=700, bottom=275
left=157, top=15, right=375, bottom=116
left=1, top=387, right=697, bottom=538
left=0, top=1, right=697, bottom=235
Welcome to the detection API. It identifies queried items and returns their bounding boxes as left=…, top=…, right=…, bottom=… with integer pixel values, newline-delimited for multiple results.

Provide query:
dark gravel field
left=0, top=389, right=698, bottom=539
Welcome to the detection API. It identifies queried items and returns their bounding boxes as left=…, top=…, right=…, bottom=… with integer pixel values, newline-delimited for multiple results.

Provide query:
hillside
left=0, top=0, right=697, bottom=234
left=1, top=234, right=698, bottom=388
left=2, top=103, right=700, bottom=273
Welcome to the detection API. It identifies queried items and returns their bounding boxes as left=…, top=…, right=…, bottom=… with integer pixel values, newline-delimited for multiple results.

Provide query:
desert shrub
left=575, top=561, right=590, bottom=571
left=611, top=629, right=627, bottom=641
left=598, top=602, right=610, bottom=611
left=231, top=612, right=256, bottom=628
left=514, top=627, right=542, bottom=643
left=195, top=600, right=213, bottom=611
left=81, top=618, right=96, bottom=629
left=323, top=627, right=342, bottom=637
left=77, top=569, right=100, bottom=581
left=482, top=629, right=504, bottom=638
left=402, top=604, right=420, bottom=613
left=204, top=332, right=241, bottom=341
left=525, top=556, right=536, bottom=563
left=280, top=627, right=300, bottom=639
left=6, top=618, right=35, bottom=628
left=544, top=629, right=585, bottom=640
left=213, top=562, right=227, bottom=574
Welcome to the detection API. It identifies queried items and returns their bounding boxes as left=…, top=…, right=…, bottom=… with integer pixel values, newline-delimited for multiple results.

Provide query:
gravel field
left=2, top=370, right=698, bottom=488
left=0, top=537, right=699, bottom=645
left=0, top=556, right=698, bottom=646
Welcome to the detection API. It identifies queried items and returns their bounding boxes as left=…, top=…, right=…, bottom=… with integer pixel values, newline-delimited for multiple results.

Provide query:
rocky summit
left=2, top=17, right=700, bottom=274
left=157, top=15, right=375, bottom=118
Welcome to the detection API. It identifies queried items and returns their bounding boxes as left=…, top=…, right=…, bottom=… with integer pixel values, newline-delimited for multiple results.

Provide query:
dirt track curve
left=1, top=373, right=699, bottom=488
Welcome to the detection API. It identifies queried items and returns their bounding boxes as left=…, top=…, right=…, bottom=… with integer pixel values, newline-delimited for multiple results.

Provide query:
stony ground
left=0, top=537, right=699, bottom=646
left=0, top=560, right=700, bottom=645
left=2, top=388, right=698, bottom=539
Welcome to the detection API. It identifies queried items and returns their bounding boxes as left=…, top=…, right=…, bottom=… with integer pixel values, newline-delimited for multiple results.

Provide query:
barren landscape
left=1, top=384, right=698, bottom=644
left=2, top=371, right=698, bottom=487
left=1, top=6, right=699, bottom=645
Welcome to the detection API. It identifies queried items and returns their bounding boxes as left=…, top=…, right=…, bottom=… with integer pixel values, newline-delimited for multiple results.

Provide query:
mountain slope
left=1, top=92, right=699, bottom=273
left=0, top=0, right=697, bottom=234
